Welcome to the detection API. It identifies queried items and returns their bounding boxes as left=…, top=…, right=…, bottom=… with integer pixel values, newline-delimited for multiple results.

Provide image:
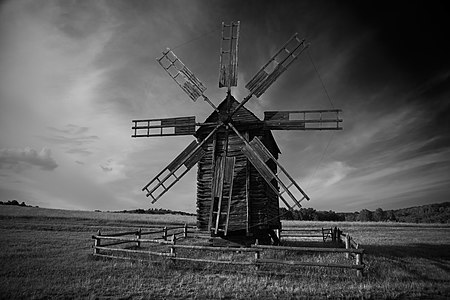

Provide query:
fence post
left=93, top=229, right=101, bottom=255
left=254, top=247, right=260, bottom=271
left=163, top=226, right=168, bottom=240
left=136, top=228, right=142, bottom=248
left=337, top=228, right=341, bottom=244
left=170, top=234, right=176, bottom=257
left=275, top=229, right=280, bottom=243
left=183, top=224, right=188, bottom=238
left=345, top=235, right=350, bottom=259
left=356, top=252, right=363, bottom=277
left=331, top=227, right=335, bottom=243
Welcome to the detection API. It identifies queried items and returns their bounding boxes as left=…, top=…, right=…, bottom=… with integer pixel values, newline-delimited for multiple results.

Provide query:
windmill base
left=210, top=229, right=279, bottom=246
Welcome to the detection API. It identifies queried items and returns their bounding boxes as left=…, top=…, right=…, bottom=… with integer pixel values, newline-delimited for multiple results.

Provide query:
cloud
left=48, top=124, right=90, bottom=135
left=0, top=147, right=58, bottom=171
left=304, top=161, right=355, bottom=191
left=100, top=165, right=113, bottom=172
left=66, top=148, right=92, bottom=156
left=42, top=124, right=99, bottom=156
left=97, top=157, right=127, bottom=183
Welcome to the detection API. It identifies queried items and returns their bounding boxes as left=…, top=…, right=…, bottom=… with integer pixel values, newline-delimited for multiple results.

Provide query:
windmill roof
left=204, top=94, right=261, bottom=124
left=196, top=94, right=281, bottom=154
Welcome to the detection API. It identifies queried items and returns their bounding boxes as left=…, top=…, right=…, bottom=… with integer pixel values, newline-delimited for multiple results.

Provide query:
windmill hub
left=131, top=21, right=343, bottom=244
left=218, top=111, right=230, bottom=124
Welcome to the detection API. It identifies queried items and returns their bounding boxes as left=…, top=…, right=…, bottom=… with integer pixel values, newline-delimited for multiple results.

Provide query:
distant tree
left=279, top=208, right=293, bottom=220
left=385, top=210, right=396, bottom=221
left=358, top=209, right=373, bottom=222
left=373, top=208, right=386, bottom=222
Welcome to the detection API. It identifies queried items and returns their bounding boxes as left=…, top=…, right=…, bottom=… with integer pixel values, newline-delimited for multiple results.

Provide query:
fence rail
left=280, top=227, right=341, bottom=243
left=92, top=225, right=365, bottom=276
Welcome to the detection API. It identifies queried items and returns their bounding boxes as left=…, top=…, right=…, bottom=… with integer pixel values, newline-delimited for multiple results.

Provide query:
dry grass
left=0, top=206, right=449, bottom=299
left=0, top=205, right=196, bottom=225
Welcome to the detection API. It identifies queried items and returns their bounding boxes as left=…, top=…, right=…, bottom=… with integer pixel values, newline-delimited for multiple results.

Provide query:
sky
left=0, top=0, right=449, bottom=213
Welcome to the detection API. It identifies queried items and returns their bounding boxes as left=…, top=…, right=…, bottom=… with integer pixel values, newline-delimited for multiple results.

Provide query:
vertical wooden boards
left=197, top=131, right=248, bottom=233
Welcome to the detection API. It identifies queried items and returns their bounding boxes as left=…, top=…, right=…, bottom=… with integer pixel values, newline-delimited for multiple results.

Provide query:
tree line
left=112, top=208, right=196, bottom=216
left=0, top=200, right=34, bottom=207
left=279, top=202, right=450, bottom=223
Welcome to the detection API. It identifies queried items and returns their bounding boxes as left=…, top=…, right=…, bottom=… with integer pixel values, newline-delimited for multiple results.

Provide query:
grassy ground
left=0, top=206, right=449, bottom=299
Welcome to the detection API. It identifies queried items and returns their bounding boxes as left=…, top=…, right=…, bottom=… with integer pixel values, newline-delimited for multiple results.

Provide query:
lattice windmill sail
left=132, top=22, right=342, bottom=243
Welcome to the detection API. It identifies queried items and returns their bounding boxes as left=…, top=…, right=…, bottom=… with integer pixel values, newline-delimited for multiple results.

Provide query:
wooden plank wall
left=196, top=128, right=281, bottom=234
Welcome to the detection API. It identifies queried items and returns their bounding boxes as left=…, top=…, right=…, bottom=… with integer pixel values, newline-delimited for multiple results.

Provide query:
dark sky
left=0, top=0, right=449, bottom=212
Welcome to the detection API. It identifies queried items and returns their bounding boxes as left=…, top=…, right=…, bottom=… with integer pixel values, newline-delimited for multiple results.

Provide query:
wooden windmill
left=132, top=22, right=342, bottom=243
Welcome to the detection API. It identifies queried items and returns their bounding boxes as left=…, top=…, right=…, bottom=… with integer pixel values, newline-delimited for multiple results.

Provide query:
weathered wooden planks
left=196, top=98, right=282, bottom=236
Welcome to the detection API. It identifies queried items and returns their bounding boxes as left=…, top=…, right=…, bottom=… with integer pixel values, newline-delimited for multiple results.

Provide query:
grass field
left=0, top=206, right=449, bottom=299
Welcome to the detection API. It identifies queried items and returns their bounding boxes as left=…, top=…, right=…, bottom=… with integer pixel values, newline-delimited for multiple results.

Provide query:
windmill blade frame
left=132, top=116, right=197, bottom=137
left=264, top=109, right=343, bottom=131
left=227, top=34, right=309, bottom=121
left=228, top=123, right=309, bottom=210
left=245, top=33, right=309, bottom=98
left=219, top=21, right=240, bottom=89
left=142, top=124, right=222, bottom=203
left=157, top=48, right=220, bottom=113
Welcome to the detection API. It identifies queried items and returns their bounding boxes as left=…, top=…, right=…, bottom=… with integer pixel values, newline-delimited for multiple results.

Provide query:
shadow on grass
left=363, top=243, right=450, bottom=282
left=364, top=243, right=450, bottom=260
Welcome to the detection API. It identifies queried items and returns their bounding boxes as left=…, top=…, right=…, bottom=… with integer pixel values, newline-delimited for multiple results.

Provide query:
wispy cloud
left=0, top=147, right=58, bottom=171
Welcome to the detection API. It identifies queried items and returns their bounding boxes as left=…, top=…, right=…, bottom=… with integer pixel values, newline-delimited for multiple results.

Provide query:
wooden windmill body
left=132, top=22, right=342, bottom=243
left=196, top=96, right=282, bottom=238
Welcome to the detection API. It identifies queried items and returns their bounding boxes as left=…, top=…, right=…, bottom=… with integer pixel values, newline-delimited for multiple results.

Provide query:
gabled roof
left=203, top=95, right=261, bottom=124
left=196, top=94, right=281, bottom=154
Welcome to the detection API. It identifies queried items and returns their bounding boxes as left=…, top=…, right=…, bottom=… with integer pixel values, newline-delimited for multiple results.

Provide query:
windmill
left=132, top=22, right=342, bottom=244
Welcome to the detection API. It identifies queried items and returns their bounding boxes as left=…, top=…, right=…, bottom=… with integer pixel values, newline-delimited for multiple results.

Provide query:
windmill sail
left=219, top=21, right=240, bottom=89
left=229, top=124, right=309, bottom=210
left=264, top=110, right=343, bottom=130
left=157, top=49, right=207, bottom=102
left=245, top=34, right=309, bottom=98
left=132, top=116, right=196, bottom=137
left=227, top=34, right=309, bottom=120
left=142, top=140, right=205, bottom=203
left=142, top=125, right=221, bottom=203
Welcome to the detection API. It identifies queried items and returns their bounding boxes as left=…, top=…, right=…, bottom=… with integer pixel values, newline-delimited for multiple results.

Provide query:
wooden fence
left=92, top=225, right=364, bottom=277
left=280, top=227, right=337, bottom=242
